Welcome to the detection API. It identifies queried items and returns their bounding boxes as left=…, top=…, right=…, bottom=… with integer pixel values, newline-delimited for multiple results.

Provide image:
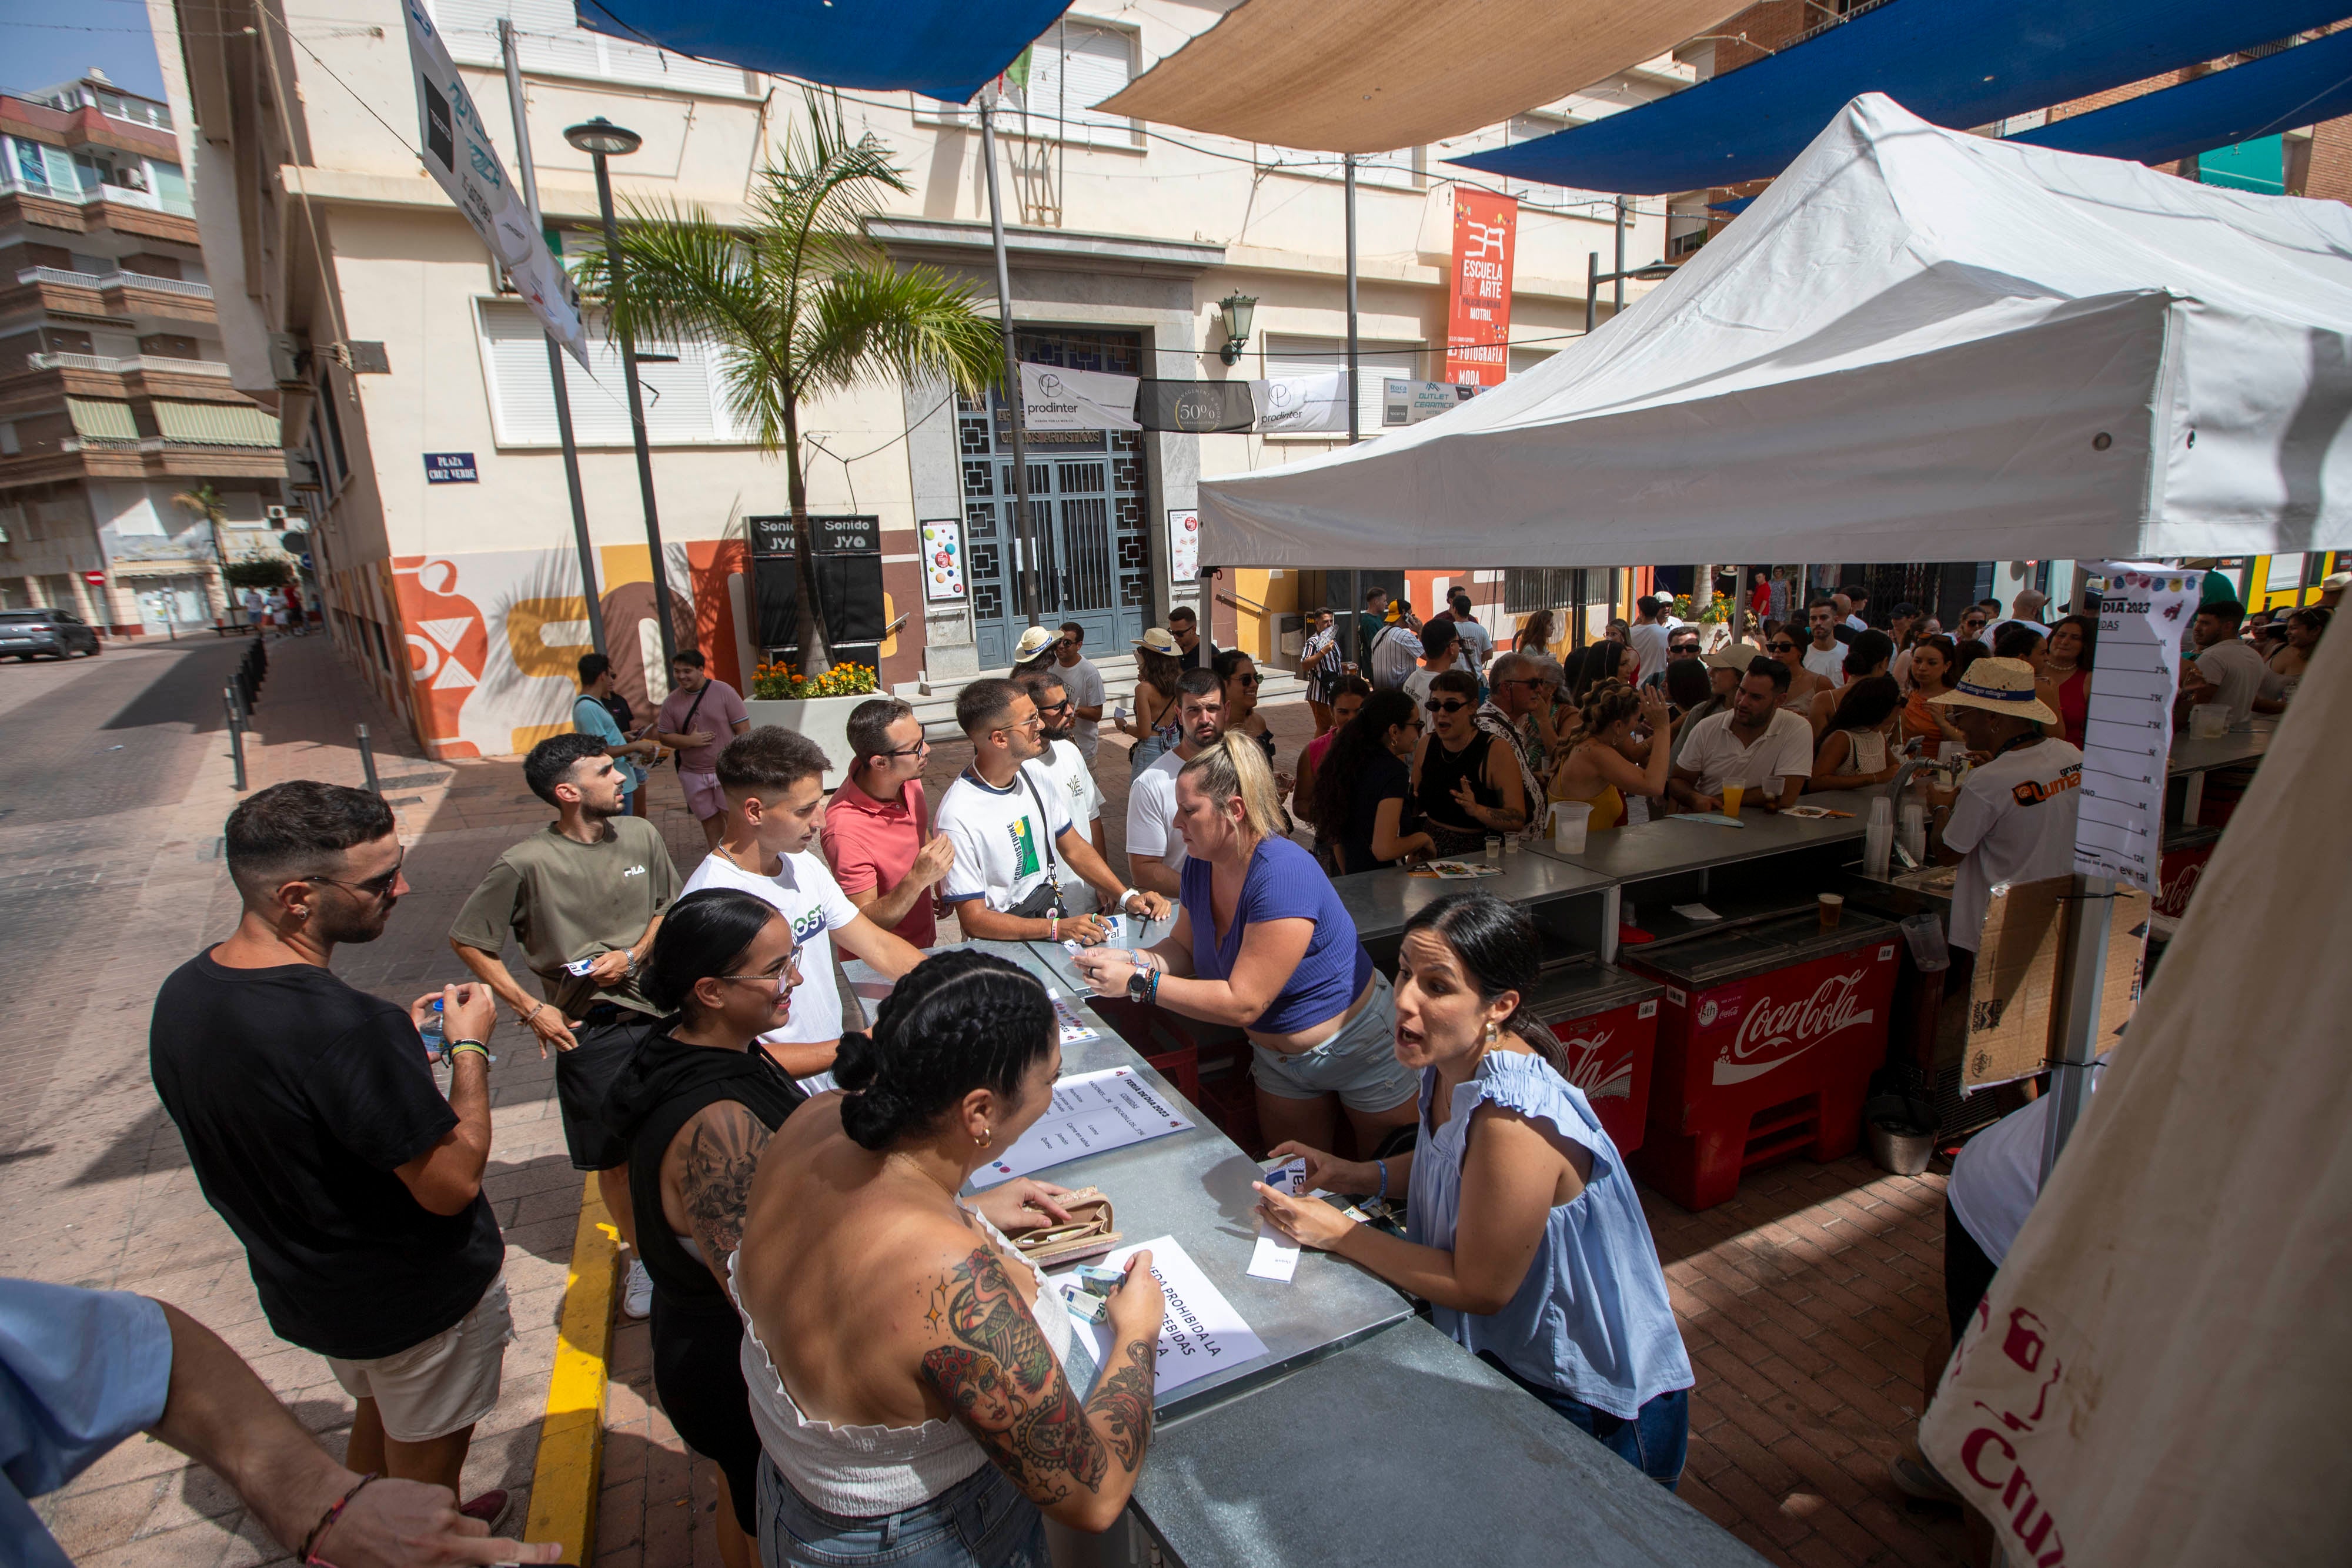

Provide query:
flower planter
left=744, top=694, right=865, bottom=788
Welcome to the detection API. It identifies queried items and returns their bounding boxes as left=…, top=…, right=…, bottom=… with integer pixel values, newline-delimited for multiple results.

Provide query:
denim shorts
left=1478, top=1350, right=1689, bottom=1489
left=1251, top=971, right=1417, bottom=1114
left=757, top=1455, right=1050, bottom=1568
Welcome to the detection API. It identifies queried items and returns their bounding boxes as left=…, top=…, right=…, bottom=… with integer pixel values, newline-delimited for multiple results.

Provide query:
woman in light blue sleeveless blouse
left=1252, top=890, right=1694, bottom=1486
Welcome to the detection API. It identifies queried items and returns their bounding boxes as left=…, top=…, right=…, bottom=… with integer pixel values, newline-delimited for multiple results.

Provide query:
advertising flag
left=1445, top=187, right=1517, bottom=387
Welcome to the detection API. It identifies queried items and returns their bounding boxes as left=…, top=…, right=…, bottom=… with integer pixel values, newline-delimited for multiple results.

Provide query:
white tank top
left=731, top=1208, right=1084, bottom=1516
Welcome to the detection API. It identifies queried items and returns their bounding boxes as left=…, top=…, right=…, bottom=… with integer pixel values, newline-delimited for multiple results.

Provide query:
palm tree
left=580, top=93, right=1004, bottom=675
left=171, top=483, right=232, bottom=611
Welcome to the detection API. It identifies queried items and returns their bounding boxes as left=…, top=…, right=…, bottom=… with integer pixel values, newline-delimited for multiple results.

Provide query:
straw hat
left=1012, top=624, right=1057, bottom=663
left=1132, top=627, right=1180, bottom=655
left=1927, top=656, right=2056, bottom=725
left=1702, top=644, right=1760, bottom=673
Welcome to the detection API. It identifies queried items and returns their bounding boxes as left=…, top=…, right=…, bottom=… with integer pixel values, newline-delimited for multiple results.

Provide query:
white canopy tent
left=1198, top=94, right=2352, bottom=570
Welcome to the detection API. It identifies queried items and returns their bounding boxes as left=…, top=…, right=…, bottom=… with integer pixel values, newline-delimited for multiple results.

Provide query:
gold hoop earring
left=977, top=1126, right=992, bottom=1149
left=1486, top=1021, right=1499, bottom=1046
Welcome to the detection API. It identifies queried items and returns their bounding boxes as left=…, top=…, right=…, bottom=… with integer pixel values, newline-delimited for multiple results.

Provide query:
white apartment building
left=152, top=0, right=1672, bottom=758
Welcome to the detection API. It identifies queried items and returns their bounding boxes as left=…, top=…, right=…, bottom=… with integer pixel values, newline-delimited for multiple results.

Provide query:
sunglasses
left=1768, top=641, right=1798, bottom=652
left=1425, top=698, right=1471, bottom=714
left=307, top=857, right=405, bottom=901
left=1230, top=672, right=1259, bottom=687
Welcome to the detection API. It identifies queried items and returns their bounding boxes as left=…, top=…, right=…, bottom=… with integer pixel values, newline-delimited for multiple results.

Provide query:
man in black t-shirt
left=151, top=782, right=509, bottom=1514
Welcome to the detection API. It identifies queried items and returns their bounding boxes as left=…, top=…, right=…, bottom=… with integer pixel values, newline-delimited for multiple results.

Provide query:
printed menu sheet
left=2074, top=563, right=2202, bottom=890
left=970, top=1066, right=1194, bottom=1189
left=1057, top=1235, right=1268, bottom=1396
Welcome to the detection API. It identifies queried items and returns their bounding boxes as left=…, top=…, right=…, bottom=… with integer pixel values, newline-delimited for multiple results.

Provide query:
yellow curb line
left=526, top=1175, right=620, bottom=1564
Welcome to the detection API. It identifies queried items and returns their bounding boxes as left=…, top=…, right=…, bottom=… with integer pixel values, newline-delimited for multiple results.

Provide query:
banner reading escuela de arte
left=1445, top=186, right=1518, bottom=389
left=403, top=0, right=586, bottom=363
left=1017, top=363, right=1141, bottom=431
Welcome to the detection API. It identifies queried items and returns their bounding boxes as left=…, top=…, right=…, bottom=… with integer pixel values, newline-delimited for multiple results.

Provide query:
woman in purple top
left=1074, top=734, right=1418, bottom=1154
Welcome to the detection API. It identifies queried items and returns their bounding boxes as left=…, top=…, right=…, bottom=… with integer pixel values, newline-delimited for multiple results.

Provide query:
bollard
left=225, top=684, right=247, bottom=791
left=358, top=723, right=381, bottom=795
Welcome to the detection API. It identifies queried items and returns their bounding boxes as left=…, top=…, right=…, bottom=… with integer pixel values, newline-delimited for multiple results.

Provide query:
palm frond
left=796, top=262, right=1003, bottom=403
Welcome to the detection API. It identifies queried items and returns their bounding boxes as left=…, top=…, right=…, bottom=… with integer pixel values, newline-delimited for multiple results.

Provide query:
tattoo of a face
left=1085, top=1338, right=1155, bottom=1472
left=678, top=1102, right=773, bottom=1275
left=919, top=1248, right=1110, bottom=1502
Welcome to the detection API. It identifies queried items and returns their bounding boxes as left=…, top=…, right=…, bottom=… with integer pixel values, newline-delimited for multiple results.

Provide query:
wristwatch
left=1126, top=965, right=1154, bottom=1004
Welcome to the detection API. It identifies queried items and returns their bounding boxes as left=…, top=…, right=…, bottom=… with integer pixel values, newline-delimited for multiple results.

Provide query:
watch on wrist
left=1125, top=965, right=1153, bottom=1004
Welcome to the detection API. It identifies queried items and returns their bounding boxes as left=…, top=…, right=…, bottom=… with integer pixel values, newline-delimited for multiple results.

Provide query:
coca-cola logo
left=1714, top=971, right=1874, bottom=1085
left=2154, top=855, right=2205, bottom=917
left=1556, top=1027, right=1632, bottom=1102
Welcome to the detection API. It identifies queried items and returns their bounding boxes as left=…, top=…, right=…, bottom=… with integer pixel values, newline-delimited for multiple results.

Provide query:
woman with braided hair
left=1544, top=680, right=1673, bottom=833
left=732, top=949, right=1164, bottom=1566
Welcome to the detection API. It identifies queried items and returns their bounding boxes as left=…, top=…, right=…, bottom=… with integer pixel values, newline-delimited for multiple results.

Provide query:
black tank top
left=604, top=1024, right=805, bottom=1316
left=1417, top=730, right=1501, bottom=835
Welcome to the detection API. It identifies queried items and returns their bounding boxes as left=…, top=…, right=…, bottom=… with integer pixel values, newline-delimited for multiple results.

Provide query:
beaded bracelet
left=447, top=1041, right=490, bottom=1066
left=302, top=1471, right=380, bottom=1564
left=1375, top=1159, right=1389, bottom=1201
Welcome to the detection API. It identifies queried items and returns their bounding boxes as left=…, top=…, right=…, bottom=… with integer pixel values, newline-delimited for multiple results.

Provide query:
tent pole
left=981, top=97, right=1041, bottom=628
left=500, top=18, right=603, bottom=661
left=2040, top=874, right=2115, bottom=1182
left=1733, top=564, right=1750, bottom=643
left=1346, top=153, right=1360, bottom=446
left=1572, top=570, right=1586, bottom=650
left=1585, top=252, right=1598, bottom=336
left=1613, top=195, right=1626, bottom=319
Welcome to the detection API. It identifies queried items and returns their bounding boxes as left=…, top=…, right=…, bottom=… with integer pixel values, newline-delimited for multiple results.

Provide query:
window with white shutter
left=428, top=0, right=752, bottom=96
left=1262, top=333, right=1425, bottom=440
left=477, top=299, right=749, bottom=448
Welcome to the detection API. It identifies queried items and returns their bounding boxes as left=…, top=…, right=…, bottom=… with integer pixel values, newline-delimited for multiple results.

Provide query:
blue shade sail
left=574, top=0, right=1075, bottom=102
left=1448, top=0, right=2352, bottom=194
left=2015, top=27, right=2352, bottom=183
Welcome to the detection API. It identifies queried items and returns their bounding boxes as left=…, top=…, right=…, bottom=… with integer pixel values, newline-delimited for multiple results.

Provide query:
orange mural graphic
left=392, top=556, right=490, bottom=758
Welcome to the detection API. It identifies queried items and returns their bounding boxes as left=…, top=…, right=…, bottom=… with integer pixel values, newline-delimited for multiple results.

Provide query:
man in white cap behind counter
left=1925, top=657, right=2083, bottom=957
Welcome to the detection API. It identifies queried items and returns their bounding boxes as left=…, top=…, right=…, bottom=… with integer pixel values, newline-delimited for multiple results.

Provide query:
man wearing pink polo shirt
left=821, top=696, right=954, bottom=948
left=654, top=650, right=750, bottom=850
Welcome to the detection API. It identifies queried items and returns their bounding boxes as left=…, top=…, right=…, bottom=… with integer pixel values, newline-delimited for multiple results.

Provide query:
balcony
left=5, top=350, right=239, bottom=407
left=0, top=169, right=193, bottom=219
left=25, top=351, right=232, bottom=377
left=5, top=266, right=216, bottom=329
left=17, top=266, right=213, bottom=299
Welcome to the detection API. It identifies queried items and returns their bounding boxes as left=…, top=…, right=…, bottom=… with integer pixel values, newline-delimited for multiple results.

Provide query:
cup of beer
left=1721, top=780, right=1746, bottom=818
left=1818, top=892, right=1844, bottom=930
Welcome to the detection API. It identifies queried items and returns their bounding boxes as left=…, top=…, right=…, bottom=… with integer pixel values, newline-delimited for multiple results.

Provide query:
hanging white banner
left=1250, top=372, right=1348, bottom=434
left=1018, top=363, right=1141, bottom=432
left=2072, top=561, right=2203, bottom=890
left=1383, top=377, right=1480, bottom=426
left=402, top=0, right=586, bottom=363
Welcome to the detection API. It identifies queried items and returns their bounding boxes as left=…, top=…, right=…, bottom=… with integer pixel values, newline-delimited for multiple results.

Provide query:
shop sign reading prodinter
left=1445, top=187, right=1518, bottom=389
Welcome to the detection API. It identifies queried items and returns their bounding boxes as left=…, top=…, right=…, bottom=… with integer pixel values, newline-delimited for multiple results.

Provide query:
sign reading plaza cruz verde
left=423, top=452, right=480, bottom=484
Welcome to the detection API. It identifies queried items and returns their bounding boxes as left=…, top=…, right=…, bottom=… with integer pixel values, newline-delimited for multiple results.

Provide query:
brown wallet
left=1010, top=1188, right=1121, bottom=1268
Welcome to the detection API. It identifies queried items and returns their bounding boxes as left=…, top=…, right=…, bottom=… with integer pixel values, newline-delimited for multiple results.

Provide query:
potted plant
left=742, top=661, right=881, bottom=787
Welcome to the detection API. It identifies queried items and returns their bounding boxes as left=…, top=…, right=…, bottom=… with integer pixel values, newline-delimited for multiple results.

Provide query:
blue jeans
left=1479, top=1352, right=1689, bottom=1489
left=757, top=1456, right=1050, bottom=1568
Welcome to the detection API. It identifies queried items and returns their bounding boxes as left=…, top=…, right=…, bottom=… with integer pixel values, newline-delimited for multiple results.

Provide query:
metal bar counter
left=2167, top=718, right=2273, bottom=825
left=1526, top=808, right=1865, bottom=880
left=841, top=942, right=1411, bottom=1420
left=1329, top=846, right=1614, bottom=945
left=1132, top=1317, right=1767, bottom=1568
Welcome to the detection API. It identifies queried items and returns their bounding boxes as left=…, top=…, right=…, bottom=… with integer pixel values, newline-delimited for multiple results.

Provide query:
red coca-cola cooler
left=2154, top=824, right=2220, bottom=918
left=1622, top=912, right=1902, bottom=1211
left=1520, top=960, right=1665, bottom=1158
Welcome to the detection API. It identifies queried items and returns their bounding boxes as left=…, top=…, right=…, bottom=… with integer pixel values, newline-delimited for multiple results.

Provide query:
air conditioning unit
left=267, top=332, right=311, bottom=390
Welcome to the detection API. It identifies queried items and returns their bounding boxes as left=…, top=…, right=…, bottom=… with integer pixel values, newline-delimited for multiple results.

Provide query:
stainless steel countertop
left=1331, top=848, right=1614, bottom=941
left=840, top=943, right=1411, bottom=1419
left=2167, top=720, right=2274, bottom=776
left=1137, top=1318, right=1768, bottom=1568
left=1524, top=808, right=1865, bottom=882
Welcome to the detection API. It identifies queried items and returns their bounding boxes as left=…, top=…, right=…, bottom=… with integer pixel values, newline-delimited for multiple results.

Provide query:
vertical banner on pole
left=2073, top=562, right=2202, bottom=891
left=1445, top=188, right=1518, bottom=388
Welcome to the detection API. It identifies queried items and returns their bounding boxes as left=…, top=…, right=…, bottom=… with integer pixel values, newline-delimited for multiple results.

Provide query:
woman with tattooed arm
left=601, top=888, right=814, bottom=1567
left=733, top=949, right=1162, bottom=1567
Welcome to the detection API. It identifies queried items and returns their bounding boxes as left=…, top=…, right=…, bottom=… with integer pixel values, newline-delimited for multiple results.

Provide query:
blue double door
left=956, top=328, right=1152, bottom=670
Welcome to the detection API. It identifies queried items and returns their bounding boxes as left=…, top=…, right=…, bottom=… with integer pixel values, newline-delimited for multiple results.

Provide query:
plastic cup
left=1819, top=891, right=1845, bottom=930
left=1484, top=836, right=1503, bottom=865
left=1721, top=781, right=1745, bottom=818
left=1550, top=801, right=1593, bottom=854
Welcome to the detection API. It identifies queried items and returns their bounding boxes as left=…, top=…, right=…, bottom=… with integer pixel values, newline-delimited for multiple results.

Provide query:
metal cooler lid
left=1524, top=959, right=1664, bottom=1023
left=2163, top=823, right=2222, bottom=851
left=1627, top=911, right=1898, bottom=989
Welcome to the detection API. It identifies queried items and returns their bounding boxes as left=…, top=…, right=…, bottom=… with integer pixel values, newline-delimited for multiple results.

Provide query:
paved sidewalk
left=14, top=634, right=706, bottom=1565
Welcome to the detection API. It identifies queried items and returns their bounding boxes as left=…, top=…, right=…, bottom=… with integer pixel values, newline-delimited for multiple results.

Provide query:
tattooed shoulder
left=918, top=1246, right=1108, bottom=1502
left=676, top=1100, right=772, bottom=1269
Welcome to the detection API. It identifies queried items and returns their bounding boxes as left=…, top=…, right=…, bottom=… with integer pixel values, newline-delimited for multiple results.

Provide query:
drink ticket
left=563, top=955, right=601, bottom=977
left=1247, top=1157, right=1308, bottom=1283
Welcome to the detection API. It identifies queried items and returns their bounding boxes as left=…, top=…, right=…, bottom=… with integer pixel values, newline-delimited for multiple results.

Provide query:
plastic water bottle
left=420, top=996, right=445, bottom=1057
left=1865, top=795, right=1894, bottom=880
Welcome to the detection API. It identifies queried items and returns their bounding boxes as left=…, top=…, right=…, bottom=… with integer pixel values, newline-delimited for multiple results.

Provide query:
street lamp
left=1216, top=292, right=1257, bottom=365
left=565, top=116, right=676, bottom=668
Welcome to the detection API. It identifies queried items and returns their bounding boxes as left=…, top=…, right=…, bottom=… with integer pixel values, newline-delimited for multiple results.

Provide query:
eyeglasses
left=995, top=713, right=1046, bottom=734
left=1230, top=672, right=1259, bottom=687
left=881, top=737, right=931, bottom=760
left=306, top=857, right=405, bottom=900
left=1425, top=698, right=1471, bottom=714
left=720, top=952, right=804, bottom=990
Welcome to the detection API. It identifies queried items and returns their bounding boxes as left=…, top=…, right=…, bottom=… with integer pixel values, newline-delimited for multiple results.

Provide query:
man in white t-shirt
left=2177, top=599, right=2266, bottom=731
left=1400, top=620, right=1460, bottom=712
left=1669, top=659, right=1815, bottom=813
left=1018, top=667, right=1106, bottom=914
left=1839, top=584, right=1872, bottom=634
left=1927, top=657, right=2084, bottom=953
left=1052, top=623, right=1107, bottom=760
left=1801, top=598, right=1849, bottom=686
left=937, top=678, right=1167, bottom=944
left=681, top=727, right=926, bottom=1076
left=1628, top=594, right=1674, bottom=686
left=1126, top=668, right=1225, bottom=899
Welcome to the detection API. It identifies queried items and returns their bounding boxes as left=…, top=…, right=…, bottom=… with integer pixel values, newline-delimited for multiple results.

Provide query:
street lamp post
left=566, top=115, right=676, bottom=668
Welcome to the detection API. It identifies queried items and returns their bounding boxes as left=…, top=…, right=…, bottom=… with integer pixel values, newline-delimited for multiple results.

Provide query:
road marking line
left=524, top=1174, right=620, bottom=1564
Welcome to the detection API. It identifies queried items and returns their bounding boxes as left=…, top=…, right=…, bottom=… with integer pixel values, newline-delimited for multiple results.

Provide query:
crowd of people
left=18, top=570, right=2321, bottom=1567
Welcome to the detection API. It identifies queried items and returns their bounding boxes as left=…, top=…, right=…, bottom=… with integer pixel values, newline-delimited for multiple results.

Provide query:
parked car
left=0, top=608, right=102, bottom=660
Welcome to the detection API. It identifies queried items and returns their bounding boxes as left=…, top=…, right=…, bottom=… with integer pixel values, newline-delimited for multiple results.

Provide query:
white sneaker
left=622, top=1258, right=653, bottom=1319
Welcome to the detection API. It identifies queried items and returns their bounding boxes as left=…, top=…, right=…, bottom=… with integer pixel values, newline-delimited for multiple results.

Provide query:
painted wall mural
left=385, top=540, right=749, bottom=759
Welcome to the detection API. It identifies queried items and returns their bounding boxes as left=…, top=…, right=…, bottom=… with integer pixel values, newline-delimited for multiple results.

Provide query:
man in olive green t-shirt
left=450, top=734, right=678, bottom=1211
